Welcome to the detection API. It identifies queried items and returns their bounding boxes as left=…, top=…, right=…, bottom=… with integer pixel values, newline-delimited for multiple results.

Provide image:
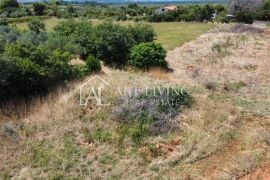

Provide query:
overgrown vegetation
left=1, top=1, right=270, bottom=179
left=113, top=87, right=193, bottom=141
left=129, top=42, right=167, bottom=69
left=0, top=18, right=164, bottom=99
left=2, top=0, right=270, bottom=24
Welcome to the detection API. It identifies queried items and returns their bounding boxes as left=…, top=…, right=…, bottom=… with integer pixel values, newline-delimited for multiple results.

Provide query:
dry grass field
left=1, top=24, right=270, bottom=179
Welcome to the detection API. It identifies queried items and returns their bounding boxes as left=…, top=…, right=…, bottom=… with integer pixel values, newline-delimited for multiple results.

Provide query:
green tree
left=95, top=22, right=134, bottom=66
left=201, top=4, right=215, bottom=21
left=33, top=2, right=47, bottom=16
left=54, top=20, right=79, bottom=36
left=0, top=42, right=76, bottom=98
left=54, top=20, right=96, bottom=59
left=129, top=42, right=167, bottom=69
left=128, top=23, right=156, bottom=44
left=50, top=0, right=59, bottom=16
left=236, top=11, right=254, bottom=24
left=264, top=0, right=270, bottom=10
left=0, top=0, right=19, bottom=11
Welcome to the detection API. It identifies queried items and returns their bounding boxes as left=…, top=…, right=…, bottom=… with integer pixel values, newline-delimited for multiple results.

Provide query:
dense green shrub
left=54, top=20, right=79, bottom=36
left=0, top=0, right=19, bottom=11
left=129, top=42, right=167, bottom=69
left=28, top=19, right=46, bottom=34
left=200, top=4, right=215, bottom=22
left=0, top=19, right=8, bottom=26
left=44, top=34, right=80, bottom=55
left=71, top=22, right=96, bottom=59
left=255, top=0, right=270, bottom=20
left=128, top=23, right=156, bottom=44
left=21, top=31, right=48, bottom=46
left=0, top=26, right=20, bottom=53
left=95, top=22, right=134, bottom=66
left=32, top=2, right=47, bottom=16
left=54, top=20, right=96, bottom=59
left=86, top=55, right=101, bottom=73
left=0, top=41, right=77, bottom=98
left=236, top=11, right=254, bottom=24
left=0, top=19, right=162, bottom=98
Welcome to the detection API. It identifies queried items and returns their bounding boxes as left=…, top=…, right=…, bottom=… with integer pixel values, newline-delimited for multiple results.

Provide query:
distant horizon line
left=18, top=0, right=228, bottom=3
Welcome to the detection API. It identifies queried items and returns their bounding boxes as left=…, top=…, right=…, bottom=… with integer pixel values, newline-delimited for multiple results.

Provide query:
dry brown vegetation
left=1, top=24, right=270, bottom=179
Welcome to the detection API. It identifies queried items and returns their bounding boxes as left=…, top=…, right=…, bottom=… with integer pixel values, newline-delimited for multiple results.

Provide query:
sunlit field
left=14, top=17, right=215, bottom=50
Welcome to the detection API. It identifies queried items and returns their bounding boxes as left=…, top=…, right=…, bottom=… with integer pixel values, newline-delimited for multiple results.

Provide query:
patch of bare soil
left=241, top=161, right=270, bottom=180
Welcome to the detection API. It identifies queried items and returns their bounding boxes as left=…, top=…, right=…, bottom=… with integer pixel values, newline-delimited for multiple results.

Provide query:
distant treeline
left=17, top=0, right=228, bottom=5
left=1, top=0, right=270, bottom=24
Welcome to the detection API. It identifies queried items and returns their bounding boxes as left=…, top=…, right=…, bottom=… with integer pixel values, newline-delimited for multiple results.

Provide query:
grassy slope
left=2, top=24, right=270, bottom=179
left=15, top=18, right=215, bottom=50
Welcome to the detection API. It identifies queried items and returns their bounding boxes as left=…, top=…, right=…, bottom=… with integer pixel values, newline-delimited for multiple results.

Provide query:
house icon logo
left=79, top=75, right=111, bottom=106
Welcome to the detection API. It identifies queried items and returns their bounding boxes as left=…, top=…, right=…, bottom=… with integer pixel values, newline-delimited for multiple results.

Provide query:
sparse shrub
left=224, top=81, right=247, bottom=92
left=229, top=24, right=264, bottom=33
left=205, top=81, right=218, bottom=91
left=86, top=55, right=101, bottom=73
left=211, top=43, right=222, bottom=54
left=118, top=115, right=153, bottom=145
left=113, top=86, right=193, bottom=138
left=94, top=128, right=112, bottom=143
left=211, top=38, right=234, bottom=58
left=129, top=42, right=167, bottom=69
left=1, top=122, right=19, bottom=138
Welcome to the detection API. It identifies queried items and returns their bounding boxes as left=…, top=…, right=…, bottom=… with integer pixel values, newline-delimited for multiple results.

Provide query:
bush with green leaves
left=54, top=20, right=79, bottom=36
left=28, top=20, right=46, bottom=34
left=0, top=19, right=8, bottom=26
left=0, top=41, right=77, bottom=98
left=32, top=2, right=47, bottom=16
left=44, top=33, right=80, bottom=55
left=129, top=42, right=167, bottom=69
left=128, top=23, right=156, bottom=44
left=21, top=31, right=48, bottom=46
left=236, top=11, right=254, bottom=24
left=95, top=22, right=134, bottom=66
left=54, top=20, right=96, bottom=59
left=0, top=0, right=19, bottom=11
left=86, top=55, right=101, bottom=73
left=0, top=26, right=20, bottom=53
